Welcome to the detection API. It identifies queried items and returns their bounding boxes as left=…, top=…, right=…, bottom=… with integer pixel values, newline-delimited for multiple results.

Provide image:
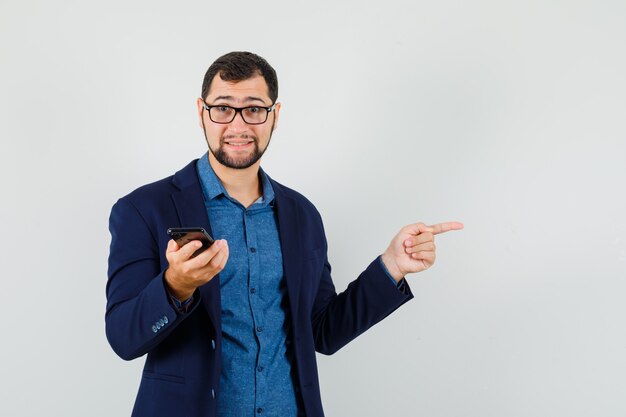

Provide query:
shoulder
left=112, top=160, right=198, bottom=213
left=124, top=175, right=176, bottom=204
left=113, top=174, right=176, bottom=214
left=270, top=177, right=316, bottom=206
left=268, top=176, right=323, bottom=221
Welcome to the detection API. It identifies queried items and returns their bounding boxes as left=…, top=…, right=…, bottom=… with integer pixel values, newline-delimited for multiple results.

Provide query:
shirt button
left=250, top=288, right=256, bottom=294
left=256, top=326, right=263, bottom=333
left=250, top=247, right=256, bottom=253
left=257, top=408, right=263, bottom=414
left=257, top=366, right=264, bottom=372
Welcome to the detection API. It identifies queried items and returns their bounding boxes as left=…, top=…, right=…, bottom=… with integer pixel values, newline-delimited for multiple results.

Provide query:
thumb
left=166, top=239, right=180, bottom=253
left=403, top=222, right=433, bottom=237
left=416, top=223, right=435, bottom=234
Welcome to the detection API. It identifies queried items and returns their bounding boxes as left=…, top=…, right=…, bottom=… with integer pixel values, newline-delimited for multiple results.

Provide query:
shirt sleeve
left=167, top=291, right=195, bottom=314
left=377, top=255, right=410, bottom=295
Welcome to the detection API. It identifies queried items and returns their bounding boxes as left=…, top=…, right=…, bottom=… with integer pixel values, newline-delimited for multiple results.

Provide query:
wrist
left=380, top=253, right=404, bottom=282
left=164, top=269, right=195, bottom=301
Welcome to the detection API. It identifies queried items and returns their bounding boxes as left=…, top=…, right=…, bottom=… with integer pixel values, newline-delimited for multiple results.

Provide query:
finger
left=405, top=241, right=435, bottom=254
left=191, top=239, right=225, bottom=266
left=179, top=239, right=205, bottom=260
left=205, top=241, right=229, bottom=270
left=217, top=244, right=229, bottom=270
left=166, top=239, right=180, bottom=253
left=429, top=221, right=464, bottom=235
left=197, top=245, right=228, bottom=278
left=209, top=248, right=226, bottom=269
left=411, top=250, right=435, bottom=263
left=404, top=232, right=434, bottom=247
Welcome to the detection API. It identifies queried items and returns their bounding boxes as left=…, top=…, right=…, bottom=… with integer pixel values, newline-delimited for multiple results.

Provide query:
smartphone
left=167, top=227, right=215, bottom=258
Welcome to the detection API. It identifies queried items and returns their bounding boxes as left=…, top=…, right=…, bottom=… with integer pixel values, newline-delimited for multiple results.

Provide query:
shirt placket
left=245, top=208, right=266, bottom=415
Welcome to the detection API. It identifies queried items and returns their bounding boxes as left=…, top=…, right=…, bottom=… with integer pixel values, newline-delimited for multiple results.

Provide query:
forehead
left=206, top=74, right=271, bottom=104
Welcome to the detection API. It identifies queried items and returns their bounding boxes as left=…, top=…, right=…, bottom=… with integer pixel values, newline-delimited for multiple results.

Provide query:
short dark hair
left=201, top=51, right=278, bottom=103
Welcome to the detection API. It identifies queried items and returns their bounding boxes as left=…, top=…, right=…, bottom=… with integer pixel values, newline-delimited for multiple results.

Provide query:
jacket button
left=163, top=316, right=169, bottom=324
left=211, top=388, right=215, bottom=399
left=211, top=339, right=216, bottom=350
left=151, top=325, right=158, bottom=333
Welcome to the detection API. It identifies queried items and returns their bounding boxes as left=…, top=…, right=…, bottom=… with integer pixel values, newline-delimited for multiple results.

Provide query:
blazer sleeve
left=105, top=197, right=200, bottom=360
left=309, top=212, right=414, bottom=355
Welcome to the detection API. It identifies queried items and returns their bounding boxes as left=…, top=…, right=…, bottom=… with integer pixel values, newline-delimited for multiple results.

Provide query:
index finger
left=429, top=221, right=464, bottom=235
left=178, top=239, right=204, bottom=259
left=166, top=239, right=181, bottom=253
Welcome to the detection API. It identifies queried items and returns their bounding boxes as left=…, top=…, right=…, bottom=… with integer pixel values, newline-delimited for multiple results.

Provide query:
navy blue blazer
left=106, top=160, right=413, bottom=417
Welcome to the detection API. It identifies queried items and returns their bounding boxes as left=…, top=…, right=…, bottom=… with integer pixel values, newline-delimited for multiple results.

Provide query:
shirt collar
left=196, top=152, right=275, bottom=207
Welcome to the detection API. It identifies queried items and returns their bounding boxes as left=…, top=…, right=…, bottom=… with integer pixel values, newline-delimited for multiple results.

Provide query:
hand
left=164, top=238, right=229, bottom=301
left=381, top=222, right=464, bottom=282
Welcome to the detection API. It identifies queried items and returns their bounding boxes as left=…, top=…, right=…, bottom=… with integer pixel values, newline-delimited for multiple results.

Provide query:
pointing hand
left=381, top=222, right=464, bottom=282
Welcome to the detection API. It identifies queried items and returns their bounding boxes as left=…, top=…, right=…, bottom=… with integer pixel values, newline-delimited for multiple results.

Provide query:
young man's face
left=197, top=74, right=280, bottom=170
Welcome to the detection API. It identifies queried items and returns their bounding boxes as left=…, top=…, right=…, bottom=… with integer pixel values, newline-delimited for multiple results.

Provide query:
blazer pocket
left=142, top=370, right=185, bottom=384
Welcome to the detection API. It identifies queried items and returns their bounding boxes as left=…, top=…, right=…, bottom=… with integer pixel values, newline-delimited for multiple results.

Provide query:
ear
left=196, top=98, right=206, bottom=128
left=272, top=102, right=281, bottom=131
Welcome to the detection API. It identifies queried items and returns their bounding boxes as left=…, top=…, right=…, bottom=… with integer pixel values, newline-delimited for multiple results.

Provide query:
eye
left=216, top=106, right=231, bottom=113
left=247, top=107, right=261, bottom=113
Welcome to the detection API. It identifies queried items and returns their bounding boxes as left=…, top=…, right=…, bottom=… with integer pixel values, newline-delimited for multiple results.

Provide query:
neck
left=207, top=153, right=262, bottom=207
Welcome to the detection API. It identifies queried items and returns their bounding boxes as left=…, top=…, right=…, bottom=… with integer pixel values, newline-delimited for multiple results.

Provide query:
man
left=106, top=51, right=463, bottom=417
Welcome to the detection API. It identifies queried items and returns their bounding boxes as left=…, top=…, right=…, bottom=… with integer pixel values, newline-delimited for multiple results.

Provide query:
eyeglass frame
left=201, top=100, right=277, bottom=125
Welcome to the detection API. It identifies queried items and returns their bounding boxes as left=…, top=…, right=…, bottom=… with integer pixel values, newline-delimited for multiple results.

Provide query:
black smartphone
left=167, top=227, right=215, bottom=258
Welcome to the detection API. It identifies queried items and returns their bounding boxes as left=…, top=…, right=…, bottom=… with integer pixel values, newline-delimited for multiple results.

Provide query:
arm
left=311, top=252, right=414, bottom=355
left=307, top=208, right=414, bottom=355
left=309, top=218, right=463, bottom=355
left=105, top=198, right=201, bottom=360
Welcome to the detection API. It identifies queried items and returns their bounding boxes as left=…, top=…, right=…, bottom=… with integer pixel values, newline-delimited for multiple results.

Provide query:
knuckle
left=209, top=257, right=221, bottom=269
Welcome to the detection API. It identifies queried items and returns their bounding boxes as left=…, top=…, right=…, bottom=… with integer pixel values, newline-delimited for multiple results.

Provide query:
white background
left=1, top=0, right=625, bottom=416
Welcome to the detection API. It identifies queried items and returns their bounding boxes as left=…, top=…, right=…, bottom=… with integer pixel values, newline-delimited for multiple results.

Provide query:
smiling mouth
left=224, top=141, right=254, bottom=148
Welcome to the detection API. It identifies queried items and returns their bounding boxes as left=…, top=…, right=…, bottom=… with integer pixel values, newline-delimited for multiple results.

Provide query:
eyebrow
left=212, top=95, right=268, bottom=105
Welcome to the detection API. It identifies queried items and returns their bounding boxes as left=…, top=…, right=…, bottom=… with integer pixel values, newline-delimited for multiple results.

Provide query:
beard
left=202, top=120, right=274, bottom=170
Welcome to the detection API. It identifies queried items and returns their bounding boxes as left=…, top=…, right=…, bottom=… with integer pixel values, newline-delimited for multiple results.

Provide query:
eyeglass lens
left=210, top=106, right=268, bottom=124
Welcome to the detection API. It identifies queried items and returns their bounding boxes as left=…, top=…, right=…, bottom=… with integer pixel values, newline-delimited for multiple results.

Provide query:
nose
left=228, top=110, right=248, bottom=133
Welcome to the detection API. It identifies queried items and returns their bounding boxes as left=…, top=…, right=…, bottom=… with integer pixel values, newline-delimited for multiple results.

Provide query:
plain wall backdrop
left=1, top=0, right=625, bottom=416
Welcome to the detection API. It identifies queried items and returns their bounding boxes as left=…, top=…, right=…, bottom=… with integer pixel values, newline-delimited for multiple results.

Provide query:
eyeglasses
left=202, top=101, right=276, bottom=125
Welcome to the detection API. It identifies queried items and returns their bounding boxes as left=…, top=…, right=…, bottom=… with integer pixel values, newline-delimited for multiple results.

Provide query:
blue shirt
left=196, top=154, right=299, bottom=417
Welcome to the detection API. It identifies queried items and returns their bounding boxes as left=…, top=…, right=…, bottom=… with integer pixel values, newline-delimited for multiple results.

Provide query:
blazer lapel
left=171, top=161, right=221, bottom=332
left=273, top=181, right=302, bottom=317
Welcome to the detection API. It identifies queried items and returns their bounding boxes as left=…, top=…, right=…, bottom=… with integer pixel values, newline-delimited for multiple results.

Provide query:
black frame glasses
left=202, top=101, right=277, bottom=125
